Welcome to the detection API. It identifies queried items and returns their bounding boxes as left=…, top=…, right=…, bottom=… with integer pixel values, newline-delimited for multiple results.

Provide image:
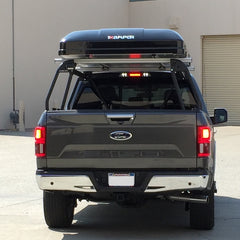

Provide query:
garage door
left=202, top=35, right=240, bottom=125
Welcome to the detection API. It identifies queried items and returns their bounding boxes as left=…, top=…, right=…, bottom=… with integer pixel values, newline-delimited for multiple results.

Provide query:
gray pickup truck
left=35, top=28, right=227, bottom=230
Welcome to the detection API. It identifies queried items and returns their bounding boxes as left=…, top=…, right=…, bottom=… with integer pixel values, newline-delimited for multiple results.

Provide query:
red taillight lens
left=197, top=126, right=211, bottom=157
left=34, top=126, right=46, bottom=157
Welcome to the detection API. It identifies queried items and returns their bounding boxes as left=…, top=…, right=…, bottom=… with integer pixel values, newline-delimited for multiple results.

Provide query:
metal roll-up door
left=202, top=35, right=240, bottom=125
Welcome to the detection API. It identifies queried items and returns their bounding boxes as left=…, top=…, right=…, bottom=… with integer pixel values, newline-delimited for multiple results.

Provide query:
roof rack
left=55, top=57, right=193, bottom=72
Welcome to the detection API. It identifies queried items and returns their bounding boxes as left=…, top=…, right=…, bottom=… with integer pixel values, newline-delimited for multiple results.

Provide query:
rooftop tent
left=58, top=28, right=186, bottom=59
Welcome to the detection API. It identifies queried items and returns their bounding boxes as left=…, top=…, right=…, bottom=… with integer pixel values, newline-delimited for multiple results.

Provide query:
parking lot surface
left=0, top=127, right=240, bottom=240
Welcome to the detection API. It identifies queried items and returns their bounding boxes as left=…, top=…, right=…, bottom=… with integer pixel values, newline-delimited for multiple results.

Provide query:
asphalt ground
left=0, top=127, right=239, bottom=240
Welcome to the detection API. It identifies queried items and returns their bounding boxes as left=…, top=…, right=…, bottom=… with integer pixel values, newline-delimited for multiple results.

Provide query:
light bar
left=120, top=72, right=151, bottom=78
left=129, top=72, right=142, bottom=77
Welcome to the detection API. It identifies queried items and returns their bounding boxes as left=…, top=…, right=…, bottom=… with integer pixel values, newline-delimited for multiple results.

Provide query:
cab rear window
left=73, top=72, right=197, bottom=110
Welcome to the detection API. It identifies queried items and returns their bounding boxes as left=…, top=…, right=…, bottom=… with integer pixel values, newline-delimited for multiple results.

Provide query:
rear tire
left=43, top=191, right=75, bottom=228
left=190, top=185, right=215, bottom=230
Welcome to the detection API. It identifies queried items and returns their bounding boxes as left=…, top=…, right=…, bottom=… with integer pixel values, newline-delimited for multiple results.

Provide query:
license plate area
left=108, top=173, right=135, bottom=187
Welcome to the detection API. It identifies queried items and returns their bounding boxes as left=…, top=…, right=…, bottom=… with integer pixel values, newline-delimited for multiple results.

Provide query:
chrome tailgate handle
left=106, top=113, right=135, bottom=124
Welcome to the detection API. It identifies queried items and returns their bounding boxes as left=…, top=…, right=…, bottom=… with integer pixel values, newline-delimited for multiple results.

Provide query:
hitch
left=115, top=193, right=145, bottom=207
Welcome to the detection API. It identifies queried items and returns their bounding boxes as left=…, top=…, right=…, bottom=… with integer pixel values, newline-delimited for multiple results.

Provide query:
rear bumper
left=36, top=170, right=209, bottom=194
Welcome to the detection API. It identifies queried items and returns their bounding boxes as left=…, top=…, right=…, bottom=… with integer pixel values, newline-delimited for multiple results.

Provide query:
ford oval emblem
left=110, top=131, right=132, bottom=141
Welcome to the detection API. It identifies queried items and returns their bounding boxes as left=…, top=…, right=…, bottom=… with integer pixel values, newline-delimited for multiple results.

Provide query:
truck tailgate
left=46, top=110, right=197, bottom=169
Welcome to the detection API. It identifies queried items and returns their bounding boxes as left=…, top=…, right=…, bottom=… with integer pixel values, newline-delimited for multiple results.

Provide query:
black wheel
left=190, top=185, right=215, bottom=230
left=43, top=191, right=75, bottom=228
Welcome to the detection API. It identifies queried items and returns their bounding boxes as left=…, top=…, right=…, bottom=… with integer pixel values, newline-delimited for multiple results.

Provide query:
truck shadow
left=0, top=130, right=33, bottom=137
left=52, top=196, right=240, bottom=240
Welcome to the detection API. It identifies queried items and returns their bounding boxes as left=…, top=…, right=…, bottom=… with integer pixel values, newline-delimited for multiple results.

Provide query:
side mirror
left=211, top=108, right=228, bottom=124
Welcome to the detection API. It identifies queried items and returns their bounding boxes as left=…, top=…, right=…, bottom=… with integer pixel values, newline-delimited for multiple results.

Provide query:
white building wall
left=0, top=0, right=129, bottom=129
left=0, top=1, right=14, bottom=129
left=129, top=0, right=240, bottom=91
left=2, top=0, right=240, bottom=129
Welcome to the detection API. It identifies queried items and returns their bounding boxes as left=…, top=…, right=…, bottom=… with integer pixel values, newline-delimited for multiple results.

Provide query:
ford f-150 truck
left=35, top=28, right=227, bottom=230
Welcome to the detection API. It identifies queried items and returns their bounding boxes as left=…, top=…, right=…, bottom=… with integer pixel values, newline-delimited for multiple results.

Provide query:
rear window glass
left=73, top=72, right=197, bottom=110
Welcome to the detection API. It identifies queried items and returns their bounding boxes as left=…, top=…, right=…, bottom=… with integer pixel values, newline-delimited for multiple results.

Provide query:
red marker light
left=129, top=54, right=141, bottom=59
left=129, top=72, right=142, bottom=77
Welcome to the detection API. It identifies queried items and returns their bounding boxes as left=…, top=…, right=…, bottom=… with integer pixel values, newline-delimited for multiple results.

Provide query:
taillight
left=34, top=126, right=46, bottom=157
left=197, top=126, right=211, bottom=157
